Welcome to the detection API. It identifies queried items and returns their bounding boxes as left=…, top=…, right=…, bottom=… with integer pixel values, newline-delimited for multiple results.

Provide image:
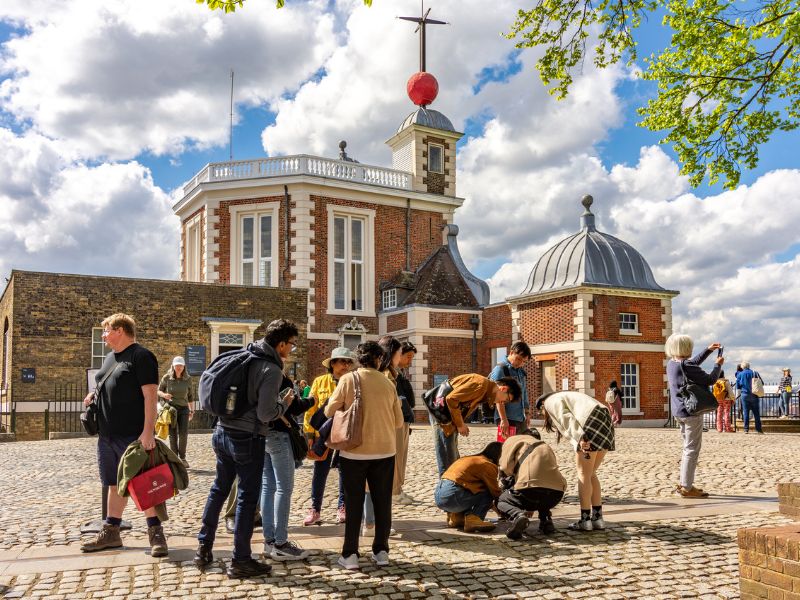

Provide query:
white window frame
left=619, top=312, right=640, bottom=335
left=382, top=288, right=397, bottom=310
left=205, top=320, right=262, bottom=359
left=620, top=363, right=640, bottom=413
left=428, top=143, right=444, bottom=174
left=491, top=346, right=508, bottom=367
left=184, top=214, right=202, bottom=282
left=327, top=205, right=376, bottom=317
left=91, top=327, right=106, bottom=369
left=228, top=202, right=280, bottom=287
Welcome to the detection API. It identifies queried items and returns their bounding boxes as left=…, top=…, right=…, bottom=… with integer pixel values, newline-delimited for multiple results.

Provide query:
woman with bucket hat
left=157, top=356, right=194, bottom=467
left=302, top=347, right=357, bottom=526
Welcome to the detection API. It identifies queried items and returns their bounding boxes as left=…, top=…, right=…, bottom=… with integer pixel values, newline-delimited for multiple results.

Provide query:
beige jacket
left=499, top=435, right=567, bottom=492
left=324, top=367, right=403, bottom=458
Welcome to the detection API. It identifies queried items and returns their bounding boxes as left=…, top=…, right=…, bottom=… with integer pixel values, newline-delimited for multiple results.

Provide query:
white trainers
left=568, top=518, right=593, bottom=531
left=591, top=516, right=606, bottom=530
left=371, top=550, right=389, bottom=566
left=393, top=491, right=415, bottom=505
left=337, top=554, right=360, bottom=570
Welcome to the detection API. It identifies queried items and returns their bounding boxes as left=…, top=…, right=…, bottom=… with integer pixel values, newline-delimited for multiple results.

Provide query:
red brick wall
left=213, top=195, right=286, bottom=285
left=591, top=295, right=666, bottom=343
left=311, top=195, right=444, bottom=335
left=386, top=312, right=407, bottom=332
left=518, top=296, right=576, bottom=345
left=531, top=352, right=576, bottom=403
left=307, top=338, right=339, bottom=383
left=430, top=312, right=473, bottom=330
left=479, top=304, right=512, bottom=375
left=591, top=349, right=666, bottom=418
left=423, top=335, right=474, bottom=389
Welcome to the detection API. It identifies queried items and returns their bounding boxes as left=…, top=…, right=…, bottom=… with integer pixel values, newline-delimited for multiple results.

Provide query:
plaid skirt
left=581, top=405, right=615, bottom=452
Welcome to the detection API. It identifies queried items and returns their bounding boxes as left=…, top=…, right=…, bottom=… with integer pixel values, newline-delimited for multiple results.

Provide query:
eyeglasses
left=101, top=328, right=116, bottom=337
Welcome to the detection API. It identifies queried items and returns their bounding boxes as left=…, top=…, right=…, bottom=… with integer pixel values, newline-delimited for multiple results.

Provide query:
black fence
left=0, top=389, right=15, bottom=435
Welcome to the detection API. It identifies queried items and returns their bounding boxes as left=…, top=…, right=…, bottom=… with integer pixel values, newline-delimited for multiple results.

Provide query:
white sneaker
left=591, top=516, right=606, bottom=530
left=393, top=492, right=415, bottom=505
left=568, top=518, right=593, bottom=531
left=338, top=554, right=360, bottom=570
left=371, top=550, right=389, bottom=566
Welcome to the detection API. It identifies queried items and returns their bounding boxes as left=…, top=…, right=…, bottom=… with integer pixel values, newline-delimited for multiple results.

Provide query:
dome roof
left=398, top=107, right=456, bottom=133
left=521, top=195, right=673, bottom=296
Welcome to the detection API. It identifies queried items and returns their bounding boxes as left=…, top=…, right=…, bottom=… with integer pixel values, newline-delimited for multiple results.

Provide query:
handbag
left=128, top=452, right=175, bottom=511
left=327, top=371, right=363, bottom=451
left=280, top=416, right=308, bottom=463
left=80, top=362, right=123, bottom=436
left=751, top=373, right=765, bottom=397
left=677, top=361, right=718, bottom=415
left=422, top=379, right=454, bottom=424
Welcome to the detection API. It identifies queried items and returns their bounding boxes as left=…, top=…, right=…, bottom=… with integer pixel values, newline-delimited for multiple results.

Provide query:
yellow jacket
left=303, top=373, right=338, bottom=436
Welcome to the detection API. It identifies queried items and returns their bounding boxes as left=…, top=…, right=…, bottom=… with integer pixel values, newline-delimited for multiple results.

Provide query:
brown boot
left=446, top=512, right=465, bottom=529
left=148, top=525, right=168, bottom=557
left=463, top=514, right=496, bottom=533
left=81, top=524, right=122, bottom=553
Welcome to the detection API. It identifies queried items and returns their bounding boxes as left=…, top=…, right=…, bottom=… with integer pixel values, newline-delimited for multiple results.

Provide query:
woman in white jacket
left=535, top=391, right=615, bottom=531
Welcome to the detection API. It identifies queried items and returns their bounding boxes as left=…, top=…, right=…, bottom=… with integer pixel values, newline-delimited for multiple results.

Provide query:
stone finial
left=580, top=194, right=596, bottom=231
left=339, top=140, right=348, bottom=161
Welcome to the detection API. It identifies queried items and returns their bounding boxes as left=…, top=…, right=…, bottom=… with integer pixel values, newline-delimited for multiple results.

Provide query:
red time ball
left=407, top=72, right=439, bottom=106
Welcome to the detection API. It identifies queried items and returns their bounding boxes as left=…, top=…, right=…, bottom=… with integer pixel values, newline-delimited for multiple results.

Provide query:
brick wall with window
left=479, top=304, right=512, bottom=376
left=591, top=295, right=666, bottom=343
left=591, top=349, right=666, bottom=418
left=423, top=335, right=474, bottom=389
left=518, top=295, right=577, bottom=345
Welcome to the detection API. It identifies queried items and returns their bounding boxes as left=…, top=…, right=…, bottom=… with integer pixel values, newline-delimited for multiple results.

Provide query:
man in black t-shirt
left=80, top=313, right=166, bottom=557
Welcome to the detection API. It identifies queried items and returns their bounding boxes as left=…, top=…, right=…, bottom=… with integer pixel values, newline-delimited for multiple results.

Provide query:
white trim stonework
left=204, top=319, right=262, bottom=358
left=326, top=204, right=376, bottom=318
left=289, top=189, right=316, bottom=329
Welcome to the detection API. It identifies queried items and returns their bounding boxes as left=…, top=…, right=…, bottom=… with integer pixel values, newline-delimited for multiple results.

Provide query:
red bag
left=497, top=425, right=516, bottom=443
left=128, top=456, right=175, bottom=511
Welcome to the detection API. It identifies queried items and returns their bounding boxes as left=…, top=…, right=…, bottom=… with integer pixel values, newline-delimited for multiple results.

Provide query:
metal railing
left=182, top=154, right=413, bottom=195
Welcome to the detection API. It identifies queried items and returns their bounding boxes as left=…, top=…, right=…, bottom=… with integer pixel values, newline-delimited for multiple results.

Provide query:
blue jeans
left=310, top=449, right=344, bottom=511
left=198, top=427, right=265, bottom=561
left=434, top=479, right=493, bottom=519
left=779, top=391, right=790, bottom=417
left=742, top=393, right=763, bottom=432
left=429, top=411, right=459, bottom=478
left=261, top=429, right=295, bottom=545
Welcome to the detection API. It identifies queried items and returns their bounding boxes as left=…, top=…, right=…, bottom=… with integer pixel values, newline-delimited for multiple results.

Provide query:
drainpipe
left=469, top=314, right=480, bottom=373
left=283, top=185, right=290, bottom=288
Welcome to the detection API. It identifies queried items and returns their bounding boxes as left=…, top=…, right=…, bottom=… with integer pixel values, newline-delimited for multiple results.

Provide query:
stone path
left=0, top=426, right=797, bottom=598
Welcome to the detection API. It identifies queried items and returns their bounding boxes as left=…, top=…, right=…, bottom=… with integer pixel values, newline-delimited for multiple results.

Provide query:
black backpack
left=198, top=343, right=275, bottom=418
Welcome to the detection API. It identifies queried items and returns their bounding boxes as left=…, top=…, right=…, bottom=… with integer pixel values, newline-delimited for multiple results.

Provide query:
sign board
left=185, top=345, right=207, bottom=376
left=562, top=378, right=569, bottom=391
left=433, top=374, right=448, bottom=387
left=21, top=368, right=35, bottom=383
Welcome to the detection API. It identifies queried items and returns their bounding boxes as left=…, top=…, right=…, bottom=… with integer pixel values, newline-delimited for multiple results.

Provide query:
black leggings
left=497, top=487, right=564, bottom=520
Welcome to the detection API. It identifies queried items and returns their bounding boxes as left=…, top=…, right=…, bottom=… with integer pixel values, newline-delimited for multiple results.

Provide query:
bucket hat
left=322, top=347, right=357, bottom=369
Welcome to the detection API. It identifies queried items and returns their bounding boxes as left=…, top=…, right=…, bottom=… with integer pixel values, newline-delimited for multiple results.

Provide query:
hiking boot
left=568, top=518, right=593, bottom=531
left=336, top=505, right=347, bottom=524
left=463, top=514, right=496, bottom=533
left=506, top=515, right=530, bottom=540
left=539, top=516, right=556, bottom=535
left=226, top=558, right=272, bottom=579
left=270, top=540, right=310, bottom=561
left=676, top=485, right=709, bottom=498
left=225, top=517, right=235, bottom=533
left=148, top=525, right=168, bottom=557
left=193, top=544, right=213, bottom=569
left=303, top=508, right=321, bottom=526
left=446, top=512, right=465, bottom=529
left=81, top=523, right=122, bottom=553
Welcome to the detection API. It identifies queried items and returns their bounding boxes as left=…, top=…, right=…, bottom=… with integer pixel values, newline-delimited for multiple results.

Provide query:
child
left=712, top=371, right=734, bottom=432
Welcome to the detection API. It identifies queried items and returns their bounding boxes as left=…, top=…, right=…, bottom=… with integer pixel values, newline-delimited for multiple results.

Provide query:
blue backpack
left=198, top=343, right=274, bottom=418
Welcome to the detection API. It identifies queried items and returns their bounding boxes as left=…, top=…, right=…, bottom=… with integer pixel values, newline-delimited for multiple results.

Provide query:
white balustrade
left=183, top=154, right=412, bottom=195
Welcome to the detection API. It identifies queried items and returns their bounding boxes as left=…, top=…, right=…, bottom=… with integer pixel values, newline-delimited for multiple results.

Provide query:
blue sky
left=0, top=0, right=798, bottom=378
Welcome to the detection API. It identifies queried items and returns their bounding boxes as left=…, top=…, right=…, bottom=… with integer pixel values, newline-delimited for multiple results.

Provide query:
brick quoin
left=591, top=295, right=666, bottom=343
left=519, top=296, right=577, bottom=345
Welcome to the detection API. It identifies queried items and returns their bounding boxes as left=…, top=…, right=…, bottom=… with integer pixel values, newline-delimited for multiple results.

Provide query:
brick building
left=0, top=271, right=307, bottom=440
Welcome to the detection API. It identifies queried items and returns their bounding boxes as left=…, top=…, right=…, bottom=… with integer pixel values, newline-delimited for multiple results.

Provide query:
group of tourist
left=81, top=310, right=788, bottom=579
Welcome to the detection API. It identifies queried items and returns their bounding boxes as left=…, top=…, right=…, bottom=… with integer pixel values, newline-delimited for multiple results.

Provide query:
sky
left=0, top=0, right=798, bottom=380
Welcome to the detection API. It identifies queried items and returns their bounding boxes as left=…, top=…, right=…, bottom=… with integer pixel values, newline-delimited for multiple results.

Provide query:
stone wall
left=780, top=483, right=800, bottom=520
left=738, top=523, right=800, bottom=599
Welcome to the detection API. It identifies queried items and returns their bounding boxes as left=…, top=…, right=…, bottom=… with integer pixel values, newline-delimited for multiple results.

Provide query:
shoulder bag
left=280, top=415, right=308, bottom=464
left=677, top=361, right=718, bottom=415
left=422, top=379, right=454, bottom=424
left=81, top=362, right=123, bottom=436
left=751, top=372, right=765, bottom=397
left=326, top=371, right=364, bottom=451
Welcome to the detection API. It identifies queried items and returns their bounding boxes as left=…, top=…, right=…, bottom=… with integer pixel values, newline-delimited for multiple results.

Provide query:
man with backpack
left=194, top=319, right=299, bottom=579
left=489, top=342, right=532, bottom=439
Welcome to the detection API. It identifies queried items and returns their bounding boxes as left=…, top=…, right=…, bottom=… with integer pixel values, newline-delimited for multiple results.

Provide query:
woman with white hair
left=665, top=333, right=723, bottom=498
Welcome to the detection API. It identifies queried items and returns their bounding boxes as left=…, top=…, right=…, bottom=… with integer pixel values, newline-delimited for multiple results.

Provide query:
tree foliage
left=197, top=0, right=372, bottom=11
left=507, top=0, right=800, bottom=189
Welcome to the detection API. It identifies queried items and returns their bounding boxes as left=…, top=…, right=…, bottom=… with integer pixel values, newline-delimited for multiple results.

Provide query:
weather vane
left=398, top=1, right=448, bottom=73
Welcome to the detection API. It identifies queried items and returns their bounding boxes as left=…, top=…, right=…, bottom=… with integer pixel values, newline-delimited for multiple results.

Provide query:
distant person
left=604, top=381, right=623, bottom=426
left=435, top=442, right=503, bottom=534
left=157, top=356, right=195, bottom=467
left=735, top=361, right=764, bottom=434
left=489, top=342, right=532, bottom=438
left=393, top=341, right=418, bottom=505
left=778, top=368, right=792, bottom=419
left=536, top=391, right=615, bottom=531
left=712, top=371, right=735, bottom=433
left=666, top=334, right=723, bottom=499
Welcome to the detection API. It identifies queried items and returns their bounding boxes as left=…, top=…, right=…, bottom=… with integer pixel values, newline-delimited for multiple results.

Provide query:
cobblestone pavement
left=0, top=426, right=797, bottom=599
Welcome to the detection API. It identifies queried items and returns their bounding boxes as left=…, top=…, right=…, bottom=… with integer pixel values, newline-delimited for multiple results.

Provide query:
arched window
left=1, top=318, right=9, bottom=391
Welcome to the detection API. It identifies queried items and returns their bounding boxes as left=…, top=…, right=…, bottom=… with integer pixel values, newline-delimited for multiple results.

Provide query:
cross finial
left=398, top=1, right=448, bottom=72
